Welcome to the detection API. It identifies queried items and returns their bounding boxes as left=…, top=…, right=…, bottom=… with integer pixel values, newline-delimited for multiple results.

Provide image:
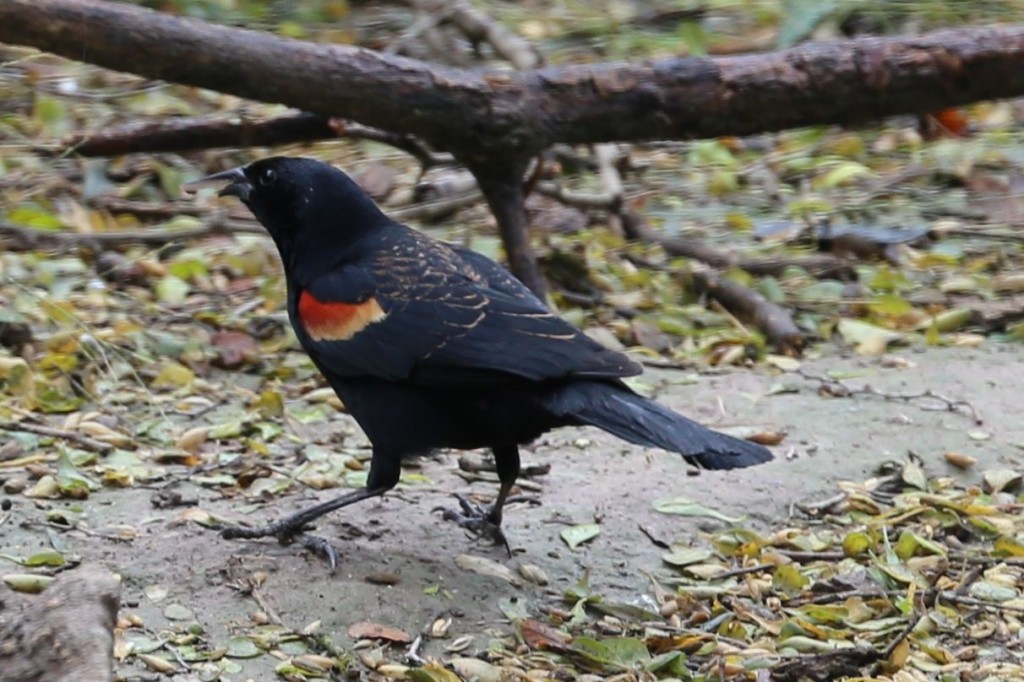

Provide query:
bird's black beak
left=184, top=167, right=252, bottom=201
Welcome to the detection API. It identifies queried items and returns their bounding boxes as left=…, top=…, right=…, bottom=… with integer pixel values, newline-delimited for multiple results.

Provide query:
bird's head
left=194, top=157, right=390, bottom=272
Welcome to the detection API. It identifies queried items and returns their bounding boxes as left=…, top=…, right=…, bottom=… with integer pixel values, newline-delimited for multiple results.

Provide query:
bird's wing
left=293, top=233, right=641, bottom=388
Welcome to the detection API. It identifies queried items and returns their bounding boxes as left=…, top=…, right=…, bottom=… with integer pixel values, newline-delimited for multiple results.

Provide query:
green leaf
left=817, top=161, right=873, bottom=188
left=772, top=564, right=809, bottom=594
left=56, top=449, right=98, bottom=497
left=842, top=531, right=873, bottom=557
left=561, top=523, right=600, bottom=550
left=662, top=546, right=713, bottom=567
left=7, top=205, right=62, bottom=230
left=653, top=498, right=743, bottom=523
left=155, top=275, right=191, bottom=305
left=226, top=636, right=262, bottom=658
left=836, top=318, right=905, bottom=355
left=602, top=637, right=651, bottom=668
left=23, top=550, right=67, bottom=567
left=868, top=293, right=913, bottom=317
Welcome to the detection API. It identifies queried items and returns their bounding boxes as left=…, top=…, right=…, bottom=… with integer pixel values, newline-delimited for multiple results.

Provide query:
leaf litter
left=337, top=459, right=1024, bottom=681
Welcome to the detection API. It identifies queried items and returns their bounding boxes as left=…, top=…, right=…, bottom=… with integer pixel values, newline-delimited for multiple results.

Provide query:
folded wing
left=294, top=233, right=640, bottom=388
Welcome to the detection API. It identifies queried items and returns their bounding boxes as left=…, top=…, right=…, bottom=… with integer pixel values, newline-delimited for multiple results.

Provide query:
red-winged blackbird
left=200, top=157, right=772, bottom=567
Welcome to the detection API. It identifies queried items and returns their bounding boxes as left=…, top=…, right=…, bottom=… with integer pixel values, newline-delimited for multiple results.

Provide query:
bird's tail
left=543, top=381, right=772, bottom=470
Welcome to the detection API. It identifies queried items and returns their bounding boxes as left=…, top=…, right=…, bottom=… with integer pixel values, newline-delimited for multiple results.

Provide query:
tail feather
left=544, top=382, right=772, bottom=470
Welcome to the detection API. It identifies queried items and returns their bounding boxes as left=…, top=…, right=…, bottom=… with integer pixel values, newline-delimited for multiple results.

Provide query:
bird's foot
left=435, top=493, right=509, bottom=554
left=433, top=493, right=539, bottom=556
left=217, top=518, right=340, bottom=571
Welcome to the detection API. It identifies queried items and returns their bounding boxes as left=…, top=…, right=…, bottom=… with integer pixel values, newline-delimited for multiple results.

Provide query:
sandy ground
left=2, top=344, right=1021, bottom=680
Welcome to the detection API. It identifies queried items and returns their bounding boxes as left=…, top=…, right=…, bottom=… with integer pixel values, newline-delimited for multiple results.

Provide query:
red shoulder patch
left=298, top=291, right=387, bottom=341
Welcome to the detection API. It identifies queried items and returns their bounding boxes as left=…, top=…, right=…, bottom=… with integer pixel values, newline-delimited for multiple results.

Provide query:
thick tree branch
left=3, top=1, right=1024, bottom=158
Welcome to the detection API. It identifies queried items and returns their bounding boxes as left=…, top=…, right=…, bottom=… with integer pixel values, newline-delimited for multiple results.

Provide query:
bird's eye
left=258, top=167, right=277, bottom=187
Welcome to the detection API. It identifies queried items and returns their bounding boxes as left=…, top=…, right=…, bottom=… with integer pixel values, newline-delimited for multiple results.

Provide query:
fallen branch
left=690, top=264, right=806, bottom=355
left=624, top=248, right=807, bottom=355
left=538, top=175, right=857, bottom=282
left=61, top=112, right=335, bottom=157
left=89, top=197, right=208, bottom=219
left=389, top=190, right=486, bottom=223
left=60, top=113, right=455, bottom=168
left=648, top=230, right=857, bottom=281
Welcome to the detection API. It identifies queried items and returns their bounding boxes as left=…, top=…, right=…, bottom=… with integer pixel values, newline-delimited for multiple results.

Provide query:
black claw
left=437, top=494, right=512, bottom=556
left=294, top=533, right=339, bottom=572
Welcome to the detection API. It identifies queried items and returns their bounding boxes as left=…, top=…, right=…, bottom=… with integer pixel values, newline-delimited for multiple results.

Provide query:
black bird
left=199, top=157, right=772, bottom=567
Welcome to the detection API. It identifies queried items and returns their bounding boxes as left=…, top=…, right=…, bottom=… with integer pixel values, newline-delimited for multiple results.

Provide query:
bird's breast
left=297, top=290, right=387, bottom=342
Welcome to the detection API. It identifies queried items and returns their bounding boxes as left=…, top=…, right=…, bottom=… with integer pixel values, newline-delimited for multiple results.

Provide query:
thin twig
left=787, top=587, right=894, bottom=607
left=708, top=563, right=775, bottom=581
left=248, top=584, right=285, bottom=626
left=938, top=591, right=1024, bottom=613
left=796, top=369, right=982, bottom=424
left=0, top=217, right=261, bottom=249
left=870, top=612, right=920, bottom=675
left=954, top=564, right=985, bottom=597
left=0, top=421, right=113, bottom=454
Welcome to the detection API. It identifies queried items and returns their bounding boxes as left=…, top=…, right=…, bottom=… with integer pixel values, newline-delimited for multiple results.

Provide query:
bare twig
left=331, top=120, right=455, bottom=169
left=59, top=112, right=455, bottom=168
left=954, top=564, right=985, bottom=597
left=871, top=612, right=920, bottom=675
left=429, top=0, right=543, bottom=70
left=937, top=591, right=1024, bottom=614
left=796, top=369, right=982, bottom=424
left=787, top=587, right=893, bottom=607
left=388, top=191, right=484, bottom=223
left=0, top=420, right=113, bottom=454
left=708, top=563, right=775, bottom=581
left=776, top=550, right=846, bottom=562
left=0, top=217, right=261, bottom=250
left=248, top=584, right=284, bottom=626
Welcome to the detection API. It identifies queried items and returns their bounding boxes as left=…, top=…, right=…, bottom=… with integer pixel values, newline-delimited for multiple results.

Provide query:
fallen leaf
left=347, top=621, right=412, bottom=643
left=944, top=452, right=976, bottom=469
left=560, top=523, right=600, bottom=550
left=653, top=498, right=743, bottom=523
left=519, top=618, right=572, bottom=650
left=454, top=554, right=522, bottom=586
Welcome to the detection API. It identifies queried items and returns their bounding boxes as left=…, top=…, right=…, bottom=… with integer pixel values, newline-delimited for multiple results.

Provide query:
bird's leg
left=437, top=444, right=520, bottom=554
left=214, top=452, right=401, bottom=570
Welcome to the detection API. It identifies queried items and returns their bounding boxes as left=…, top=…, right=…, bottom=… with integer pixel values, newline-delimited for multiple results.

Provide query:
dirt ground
left=2, top=343, right=1021, bottom=680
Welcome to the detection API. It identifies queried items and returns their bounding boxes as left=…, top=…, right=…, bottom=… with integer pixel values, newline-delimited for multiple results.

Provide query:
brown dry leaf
left=210, top=330, right=259, bottom=369
left=346, top=621, right=412, bottom=644
left=944, top=452, right=977, bottom=469
left=454, top=554, right=523, bottom=585
left=519, top=618, right=572, bottom=650
left=176, top=426, right=210, bottom=453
